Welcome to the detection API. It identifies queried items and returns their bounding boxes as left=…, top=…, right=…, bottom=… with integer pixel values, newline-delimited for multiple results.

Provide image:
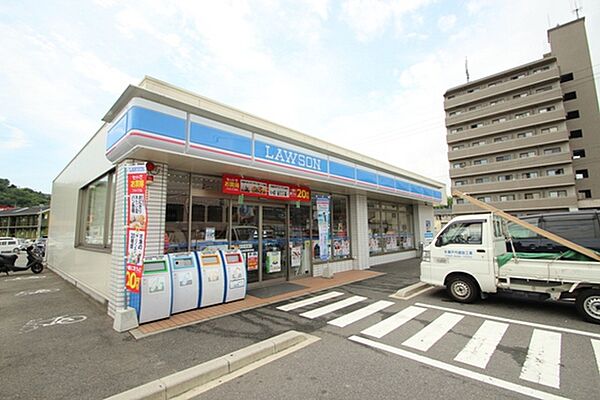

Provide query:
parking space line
left=520, top=329, right=562, bottom=389
left=328, top=300, right=395, bottom=328
left=300, top=296, right=366, bottom=319
left=415, top=302, right=600, bottom=339
left=361, top=306, right=426, bottom=339
left=349, top=335, right=571, bottom=400
left=276, top=291, right=344, bottom=311
left=591, top=339, right=600, bottom=375
left=402, top=312, right=463, bottom=352
left=454, top=320, right=509, bottom=369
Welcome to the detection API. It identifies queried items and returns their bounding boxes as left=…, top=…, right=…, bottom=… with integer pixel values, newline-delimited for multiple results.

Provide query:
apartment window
left=549, top=190, right=567, bottom=198
left=447, top=94, right=455, bottom=99
left=522, top=171, right=539, bottom=179
left=573, top=149, right=586, bottom=159
left=543, top=147, right=561, bottom=155
left=467, top=87, right=480, bottom=93
left=449, top=110, right=462, bottom=116
left=450, top=127, right=464, bottom=134
left=498, top=175, right=513, bottom=181
left=492, top=118, right=507, bottom=125
left=453, top=162, right=466, bottom=169
left=455, top=180, right=467, bottom=186
left=535, top=86, right=552, bottom=93
left=569, top=129, right=583, bottom=139
left=540, top=126, right=558, bottom=134
left=538, top=106, right=555, bottom=113
left=532, top=66, right=550, bottom=74
left=475, top=177, right=491, bottom=184
left=524, top=192, right=541, bottom=200
left=472, top=140, right=486, bottom=147
left=513, top=92, right=528, bottom=99
left=494, top=135, right=509, bottom=142
left=566, top=110, right=580, bottom=120
left=560, top=72, right=574, bottom=83
left=519, top=151, right=536, bottom=158
left=468, top=106, right=477, bottom=111
left=489, top=99, right=505, bottom=106
left=515, top=111, right=530, bottom=119
left=477, top=196, right=492, bottom=203
left=578, top=190, right=592, bottom=200
left=511, top=73, right=526, bottom=80
left=499, top=194, right=515, bottom=202
left=547, top=168, right=564, bottom=176
left=563, top=91, right=577, bottom=101
left=77, top=171, right=115, bottom=249
left=496, top=155, right=511, bottom=162
left=452, top=145, right=465, bottom=151
left=488, top=81, right=501, bottom=87
left=575, top=169, right=589, bottom=179
left=470, top=122, right=483, bottom=129
left=473, top=159, right=488, bottom=165
left=517, top=131, right=533, bottom=139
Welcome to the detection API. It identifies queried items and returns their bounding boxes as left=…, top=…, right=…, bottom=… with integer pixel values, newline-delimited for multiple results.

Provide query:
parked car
left=507, top=210, right=600, bottom=253
left=0, top=237, right=20, bottom=254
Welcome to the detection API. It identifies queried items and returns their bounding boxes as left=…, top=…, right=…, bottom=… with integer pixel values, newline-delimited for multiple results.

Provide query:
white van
left=0, top=237, right=20, bottom=254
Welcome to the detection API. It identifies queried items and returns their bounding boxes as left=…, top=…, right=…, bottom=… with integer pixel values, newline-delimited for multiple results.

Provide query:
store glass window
left=190, top=175, right=228, bottom=251
left=312, top=193, right=351, bottom=262
left=368, top=200, right=414, bottom=254
left=78, top=171, right=115, bottom=249
left=165, top=170, right=190, bottom=253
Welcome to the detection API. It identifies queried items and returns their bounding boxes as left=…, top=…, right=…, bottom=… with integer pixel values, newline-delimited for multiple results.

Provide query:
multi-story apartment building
left=445, top=18, right=600, bottom=215
left=0, top=206, right=50, bottom=239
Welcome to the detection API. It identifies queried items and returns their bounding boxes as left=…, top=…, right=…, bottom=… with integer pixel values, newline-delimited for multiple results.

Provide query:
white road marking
left=402, top=312, right=464, bottom=351
left=300, top=296, right=367, bottom=319
left=415, top=302, right=600, bottom=339
left=592, top=339, right=600, bottom=375
left=361, top=306, right=426, bottom=339
left=328, top=300, right=395, bottom=328
left=349, top=335, right=571, bottom=400
left=520, top=329, right=562, bottom=389
left=454, top=320, right=509, bottom=369
left=276, top=291, right=344, bottom=311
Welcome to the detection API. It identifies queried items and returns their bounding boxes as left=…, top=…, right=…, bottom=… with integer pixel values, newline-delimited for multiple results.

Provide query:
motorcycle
left=0, top=245, right=44, bottom=275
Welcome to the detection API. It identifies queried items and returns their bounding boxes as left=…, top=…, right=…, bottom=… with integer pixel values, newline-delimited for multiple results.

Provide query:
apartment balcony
left=452, top=174, right=575, bottom=194
left=447, top=107, right=565, bottom=144
left=444, top=66, right=560, bottom=109
left=445, top=86, right=563, bottom=126
left=448, top=129, right=569, bottom=161
left=453, top=196, right=577, bottom=214
left=449, top=152, right=572, bottom=178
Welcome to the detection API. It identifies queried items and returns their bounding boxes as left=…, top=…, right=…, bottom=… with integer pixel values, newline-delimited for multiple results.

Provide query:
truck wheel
left=576, top=289, right=600, bottom=324
left=446, top=275, right=479, bottom=303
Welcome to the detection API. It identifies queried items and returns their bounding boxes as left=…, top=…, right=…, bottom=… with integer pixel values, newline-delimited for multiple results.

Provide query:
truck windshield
left=438, top=221, right=483, bottom=246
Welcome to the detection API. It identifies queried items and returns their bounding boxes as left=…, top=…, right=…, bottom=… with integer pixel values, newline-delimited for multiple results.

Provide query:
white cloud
left=437, top=14, right=457, bottom=32
left=0, top=121, right=29, bottom=150
left=72, top=52, right=136, bottom=94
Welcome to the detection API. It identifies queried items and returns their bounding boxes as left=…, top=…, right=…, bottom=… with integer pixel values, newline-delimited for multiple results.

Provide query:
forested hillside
left=0, top=178, right=50, bottom=207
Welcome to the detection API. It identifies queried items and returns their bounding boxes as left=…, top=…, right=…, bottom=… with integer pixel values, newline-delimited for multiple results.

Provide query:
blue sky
left=1, top=0, right=598, bottom=193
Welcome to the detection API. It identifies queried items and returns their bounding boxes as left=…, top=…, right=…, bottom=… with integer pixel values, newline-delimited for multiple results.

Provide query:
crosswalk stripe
left=592, top=339, right=600, bottom=375
left=361, top=306, right=426, bottom=339
left=402, top=312, right=464, bottom=352
left=454, top=320, right=509, bottom=369
left=328, top=300, right=395, bottom=328
left=520, top=329, right=562, bottom=389
left=300, top=296, right=367, bottom=319
left=276, top=291, right=344, bottom=311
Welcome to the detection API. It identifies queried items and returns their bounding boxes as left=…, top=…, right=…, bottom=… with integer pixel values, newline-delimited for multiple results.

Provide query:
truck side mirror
left=435, top=236, right=444, bottom=247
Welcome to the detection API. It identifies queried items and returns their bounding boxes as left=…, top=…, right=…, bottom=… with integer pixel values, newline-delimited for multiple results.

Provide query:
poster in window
left=205, top=227, right=215, bottom=242
left=333, top=239, right=350, bottom=257
left=266, top=251, right=281, bottom=273
left=246, top=252, right=259, bottom=271
left=291, top=245, right=302, bottom=267
left=316, top=196, right=330, bottom=261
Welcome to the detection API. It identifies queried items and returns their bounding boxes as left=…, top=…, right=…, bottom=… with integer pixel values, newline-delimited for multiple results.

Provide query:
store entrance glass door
left=261, top=205, right=288, bottom=282
left=289, top=205, right=311, bottom=279
left=231, top=204, right=260, bottom=284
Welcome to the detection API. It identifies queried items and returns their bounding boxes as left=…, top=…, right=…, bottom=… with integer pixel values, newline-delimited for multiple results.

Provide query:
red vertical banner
left=124, top=165, right=148, bottom=293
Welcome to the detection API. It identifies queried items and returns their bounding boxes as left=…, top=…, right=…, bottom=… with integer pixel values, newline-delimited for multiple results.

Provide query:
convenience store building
left=48, top=77, right=445, bottom=318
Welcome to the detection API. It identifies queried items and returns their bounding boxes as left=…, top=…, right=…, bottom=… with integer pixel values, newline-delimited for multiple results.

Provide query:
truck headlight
left=422, top=250, right=430, bottom=262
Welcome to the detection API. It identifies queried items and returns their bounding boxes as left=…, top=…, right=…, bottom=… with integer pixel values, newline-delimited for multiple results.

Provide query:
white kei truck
left=420, top=213, right=600, bottom=324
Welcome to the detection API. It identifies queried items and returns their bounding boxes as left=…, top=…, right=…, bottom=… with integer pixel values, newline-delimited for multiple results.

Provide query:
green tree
left=0, top=178, right=50, bottom=207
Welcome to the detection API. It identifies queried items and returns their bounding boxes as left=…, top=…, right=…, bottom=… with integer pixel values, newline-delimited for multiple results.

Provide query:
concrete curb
left=389, top=281, right=432, bottom=300
left=104, top=330, right=310, bottom=400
